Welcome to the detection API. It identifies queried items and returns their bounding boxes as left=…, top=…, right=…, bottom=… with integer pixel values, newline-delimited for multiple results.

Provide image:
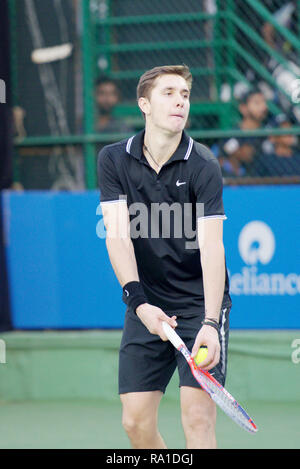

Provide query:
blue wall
left=2, top=187, right=300, bottom=329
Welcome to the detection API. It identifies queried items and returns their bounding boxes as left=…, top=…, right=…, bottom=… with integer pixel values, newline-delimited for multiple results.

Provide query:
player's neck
left=143, top=126, right=183, bottom=167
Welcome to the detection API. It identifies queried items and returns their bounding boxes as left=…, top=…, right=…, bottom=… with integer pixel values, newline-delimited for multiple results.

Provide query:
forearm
left=106, top=236, right=177, bottom=340
left=200, top=241, right=225, bottom=321
left=106, top=237, right=140, bottom=287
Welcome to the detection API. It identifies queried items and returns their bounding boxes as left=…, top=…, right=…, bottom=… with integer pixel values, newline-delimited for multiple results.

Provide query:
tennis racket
left=162, top=321, right=257, bottom=434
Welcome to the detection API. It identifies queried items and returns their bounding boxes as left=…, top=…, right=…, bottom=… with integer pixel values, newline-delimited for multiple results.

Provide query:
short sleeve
left=192, top=157, right=226, bottom=220
left=97, top=147, right=125, bottom=203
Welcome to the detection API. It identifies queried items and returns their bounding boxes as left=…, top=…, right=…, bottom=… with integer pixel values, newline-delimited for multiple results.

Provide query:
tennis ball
left=195, top=346, right=208, bottom=366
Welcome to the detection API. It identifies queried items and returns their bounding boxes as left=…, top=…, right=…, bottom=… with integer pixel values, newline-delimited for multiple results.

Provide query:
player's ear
left=138, top=96, right=151, bottom=117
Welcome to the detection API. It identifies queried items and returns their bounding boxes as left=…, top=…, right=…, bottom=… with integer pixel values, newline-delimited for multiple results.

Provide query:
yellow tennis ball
left=195, top=346, right=208, bottom=366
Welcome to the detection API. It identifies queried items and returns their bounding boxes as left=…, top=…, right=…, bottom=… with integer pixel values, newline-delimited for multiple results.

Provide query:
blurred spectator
left=260, top=1, right=300, bottom=123
left=217, top=88, right=268, bottom=177
left=239, top=1, right=300, bottom=123
left=255, top=114, right=300, bottom=177
left=95, top=77, right=134, bottom=134
left=261, top=1, right=297, bottom=58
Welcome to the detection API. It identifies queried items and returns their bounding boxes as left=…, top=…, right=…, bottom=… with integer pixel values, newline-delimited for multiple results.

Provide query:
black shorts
left=118, top=307, right=230, bottom=395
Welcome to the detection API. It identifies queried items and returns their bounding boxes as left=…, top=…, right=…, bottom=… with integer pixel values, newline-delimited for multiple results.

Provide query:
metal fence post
left=81, top=0, right=97, bottom=190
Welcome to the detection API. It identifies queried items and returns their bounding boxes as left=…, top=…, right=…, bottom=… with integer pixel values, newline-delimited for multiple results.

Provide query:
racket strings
left=165, top=331, right=258, bottom=434
left=163, top=326, right=257, bottom=433
left=196, top=371, right=256, bottom=433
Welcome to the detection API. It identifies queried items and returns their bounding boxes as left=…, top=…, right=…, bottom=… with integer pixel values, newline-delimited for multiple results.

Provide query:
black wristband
left=201, top=319, right=220, bottom=332
left=205, top=317, right=219, bottom=326
left=122, top=281, right=147, bottom=314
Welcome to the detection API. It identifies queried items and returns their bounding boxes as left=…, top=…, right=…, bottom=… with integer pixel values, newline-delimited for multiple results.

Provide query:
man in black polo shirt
left=98, top=65, right=231, bottom=449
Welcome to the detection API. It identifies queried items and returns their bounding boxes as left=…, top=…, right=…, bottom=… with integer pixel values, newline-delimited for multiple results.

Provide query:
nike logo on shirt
left=176, top=180, right=186, bottom=187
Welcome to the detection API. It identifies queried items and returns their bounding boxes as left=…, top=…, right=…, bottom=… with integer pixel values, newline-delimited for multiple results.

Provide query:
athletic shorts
left=118, top=306, right=230, bottom=395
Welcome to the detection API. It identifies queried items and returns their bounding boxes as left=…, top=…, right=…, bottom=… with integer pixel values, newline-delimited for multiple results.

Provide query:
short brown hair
left=136, top=64, right=192, bottom=101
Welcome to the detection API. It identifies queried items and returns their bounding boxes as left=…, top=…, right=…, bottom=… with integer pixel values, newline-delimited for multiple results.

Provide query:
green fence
left=9, top=0, right=300, bottom=189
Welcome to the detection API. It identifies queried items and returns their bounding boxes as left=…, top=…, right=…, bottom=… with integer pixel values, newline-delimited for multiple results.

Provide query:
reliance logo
left=229, top=221, right=300, bottom=296
left=238, top=221, right=275, bottom=265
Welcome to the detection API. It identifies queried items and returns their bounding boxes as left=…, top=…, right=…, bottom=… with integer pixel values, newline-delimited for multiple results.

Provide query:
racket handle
left=162, top=321, right=184, bottom=349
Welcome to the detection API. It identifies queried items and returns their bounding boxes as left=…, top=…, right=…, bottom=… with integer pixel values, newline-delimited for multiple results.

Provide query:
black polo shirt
left=98, top=129, right=231, bottom=315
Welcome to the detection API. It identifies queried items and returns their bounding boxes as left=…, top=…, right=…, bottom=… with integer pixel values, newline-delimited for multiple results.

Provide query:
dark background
left=0, top=0, right=13, bottom=331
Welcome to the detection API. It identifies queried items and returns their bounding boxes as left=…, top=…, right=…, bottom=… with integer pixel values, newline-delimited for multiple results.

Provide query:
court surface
left=0, top=398, right=299, bottom=449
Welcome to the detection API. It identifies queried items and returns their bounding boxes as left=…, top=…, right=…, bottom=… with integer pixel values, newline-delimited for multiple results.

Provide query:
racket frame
left=162, top=321, right=257, bottom=434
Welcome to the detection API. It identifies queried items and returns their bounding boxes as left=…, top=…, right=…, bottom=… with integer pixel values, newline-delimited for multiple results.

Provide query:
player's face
left=145, top=74, right=190, bottom=134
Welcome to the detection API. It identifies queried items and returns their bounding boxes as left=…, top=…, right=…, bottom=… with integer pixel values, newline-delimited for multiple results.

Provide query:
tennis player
left=98, top=65, right=232, bottom=449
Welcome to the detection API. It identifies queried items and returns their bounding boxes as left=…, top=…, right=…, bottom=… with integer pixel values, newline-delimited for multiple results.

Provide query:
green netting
left=10, top=0, right=300, bottom=188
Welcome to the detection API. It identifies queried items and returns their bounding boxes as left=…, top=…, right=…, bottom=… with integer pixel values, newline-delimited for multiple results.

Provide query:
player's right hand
left=136, top=303, right=177, bottom=341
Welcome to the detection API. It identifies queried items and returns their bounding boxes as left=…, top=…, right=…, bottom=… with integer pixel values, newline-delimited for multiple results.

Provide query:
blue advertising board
left=223, top=186, right=300, bottom=328
left=2, top=186, right=300, bottom=329
left=2, top=191, right=122, bottom=329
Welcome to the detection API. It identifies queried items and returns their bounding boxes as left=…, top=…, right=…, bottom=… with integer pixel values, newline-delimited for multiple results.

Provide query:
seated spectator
left=255, top=114, right=300, bottom=177
left=259, top=2, right=300, bottom=124
left=261, top=1, right=297, bottom=61
left=217, top=88, right=268, bottom=177
left=95, top=77, right=134, bottom=134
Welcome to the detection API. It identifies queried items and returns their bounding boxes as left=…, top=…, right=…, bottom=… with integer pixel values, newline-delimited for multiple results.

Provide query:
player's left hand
left=191, top=325, right=220, bottom=371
